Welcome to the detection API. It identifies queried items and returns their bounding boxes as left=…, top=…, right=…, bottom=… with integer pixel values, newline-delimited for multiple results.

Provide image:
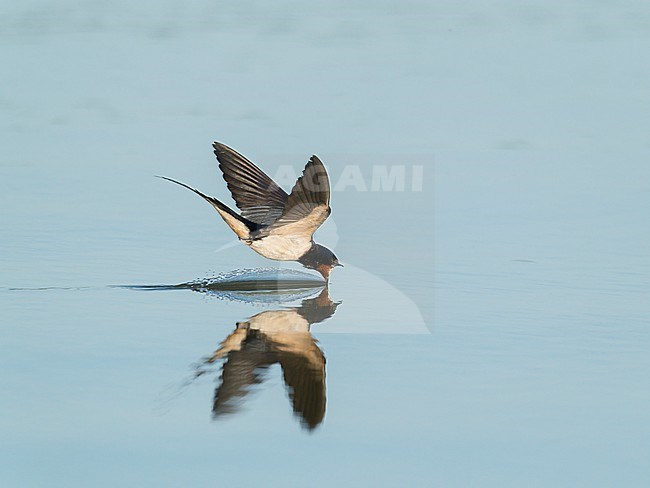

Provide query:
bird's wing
left=212, top=333, right=274, bottom=417
left=213, top=142, right=289, bottom=226
left=277, top=343, right=326, bottom=430
left=258, top=155, right=331, bottom=239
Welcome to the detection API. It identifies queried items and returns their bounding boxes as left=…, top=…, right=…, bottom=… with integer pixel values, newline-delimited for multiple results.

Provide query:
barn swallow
left=200, top=287, right=340, bottom=430
left=159, top=142, right=342, bottom=281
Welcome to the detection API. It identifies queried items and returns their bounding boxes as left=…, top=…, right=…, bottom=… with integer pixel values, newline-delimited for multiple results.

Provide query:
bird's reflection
left=196, top=287, right=340, bottom=430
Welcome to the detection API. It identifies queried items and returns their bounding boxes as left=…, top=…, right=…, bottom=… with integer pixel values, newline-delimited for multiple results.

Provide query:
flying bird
left=159, top=142, right=342, bottom=280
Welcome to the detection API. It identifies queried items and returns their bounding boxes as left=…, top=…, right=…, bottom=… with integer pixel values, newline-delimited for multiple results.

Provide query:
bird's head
left=299, top=243, right=343, bottom=281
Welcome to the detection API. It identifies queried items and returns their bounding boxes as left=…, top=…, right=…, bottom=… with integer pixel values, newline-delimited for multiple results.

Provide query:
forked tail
left=156, top=176, right=258, bottom=238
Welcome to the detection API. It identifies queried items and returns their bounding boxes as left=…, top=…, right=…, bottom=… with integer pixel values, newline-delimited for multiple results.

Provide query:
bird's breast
left=248, top=310, right=310, bottom=333
left=247, top=235, right=312, bottom=261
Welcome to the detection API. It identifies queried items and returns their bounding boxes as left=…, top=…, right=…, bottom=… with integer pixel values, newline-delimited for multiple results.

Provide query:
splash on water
left=118, top=267, right=325, bottom=304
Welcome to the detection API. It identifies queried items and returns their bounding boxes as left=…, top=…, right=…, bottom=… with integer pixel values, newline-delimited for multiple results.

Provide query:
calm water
left=2, top=2, right=650, bottom=486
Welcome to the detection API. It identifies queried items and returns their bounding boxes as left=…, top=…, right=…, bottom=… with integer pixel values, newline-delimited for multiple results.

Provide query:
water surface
left=2, top=2, right=650, bottom=486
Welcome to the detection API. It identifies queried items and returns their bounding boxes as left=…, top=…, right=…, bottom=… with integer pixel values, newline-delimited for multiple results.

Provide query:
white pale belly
left=248, top=310, right=310, bottom=333
left=247, top=235, right=312, bottom=261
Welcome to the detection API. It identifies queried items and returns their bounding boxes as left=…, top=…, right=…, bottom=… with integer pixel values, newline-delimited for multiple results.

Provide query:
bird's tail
left=156, top=176, right=257, bottom=239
